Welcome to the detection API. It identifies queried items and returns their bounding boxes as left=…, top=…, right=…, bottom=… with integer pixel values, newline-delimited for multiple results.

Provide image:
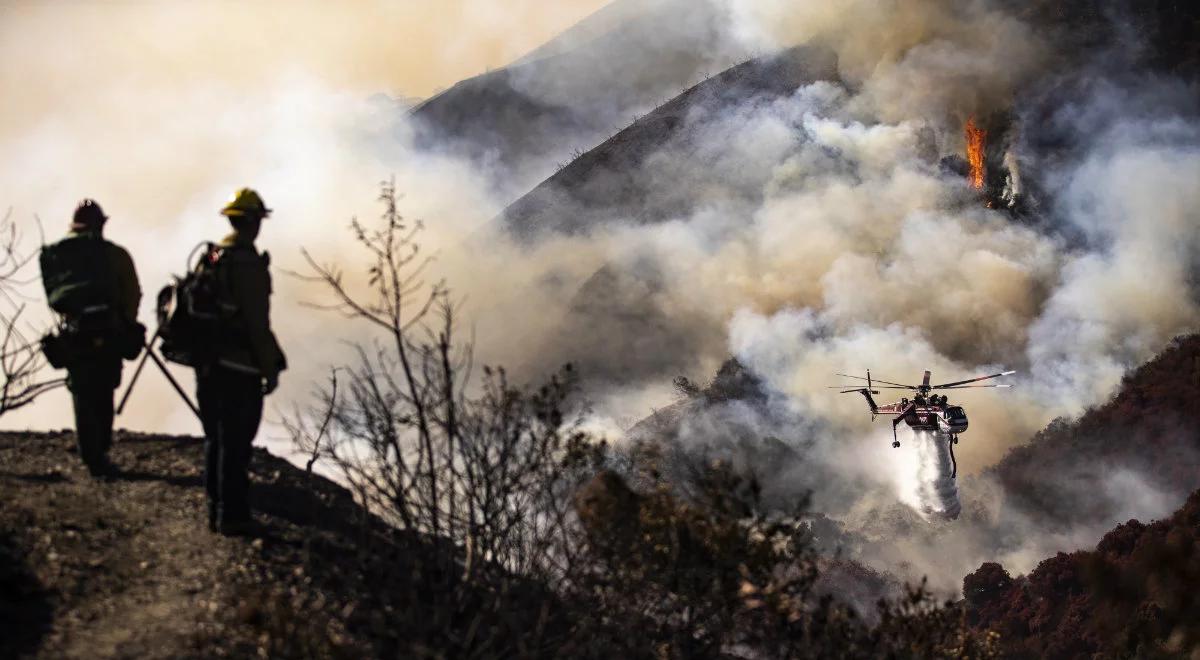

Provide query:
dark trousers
left=67, top=359, right=121, bottom=472
left=197, top=365, right=263, bottom=526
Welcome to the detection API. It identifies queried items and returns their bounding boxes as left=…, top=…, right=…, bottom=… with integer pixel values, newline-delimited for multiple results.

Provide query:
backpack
left=40, top=234, right=117, bottom=317
left=39, top=234, right=145, bottom=367
left=158, top=243, right=236, bottom=367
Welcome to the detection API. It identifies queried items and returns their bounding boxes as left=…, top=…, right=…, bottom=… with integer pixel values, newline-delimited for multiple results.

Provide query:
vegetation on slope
left=964, top=488, right=1200, bottom=658
left=990, top=334, right=1200, bottom=526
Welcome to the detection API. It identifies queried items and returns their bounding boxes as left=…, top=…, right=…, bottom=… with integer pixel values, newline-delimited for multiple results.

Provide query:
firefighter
left=196, top=187, right=286, bottom=535
left=43, top=199, right=141, bottom=477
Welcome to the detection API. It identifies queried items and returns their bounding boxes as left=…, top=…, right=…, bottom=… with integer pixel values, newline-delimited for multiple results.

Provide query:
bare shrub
left=285, top=180, right=604, bottom=653
left=0, top=210, right=61, bottom=416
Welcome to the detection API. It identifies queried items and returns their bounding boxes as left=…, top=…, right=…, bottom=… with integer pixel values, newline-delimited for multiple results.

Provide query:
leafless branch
left=0, top=210, right=58, bottom=416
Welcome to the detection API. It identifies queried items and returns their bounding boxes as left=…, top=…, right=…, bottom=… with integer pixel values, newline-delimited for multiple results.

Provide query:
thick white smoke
left=479, top=0, right=1199, bottom=588
left=1, top=0, right=1196, bottom=594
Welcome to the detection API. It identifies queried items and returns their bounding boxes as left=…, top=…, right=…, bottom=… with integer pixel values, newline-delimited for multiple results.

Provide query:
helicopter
left=829, top=369, right=1014, bottom=477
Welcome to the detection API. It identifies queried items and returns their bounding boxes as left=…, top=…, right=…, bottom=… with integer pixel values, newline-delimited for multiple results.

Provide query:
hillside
left=963, top=488, right=1200, bottom=658
left=614, top=335, right=1200, bottom=596
left=988, top=334, right=1200, bottom=527
left=3, top=335, right=1195, bottom=658
left=499, top=45, right=839, bottom=240
left=492, top=44, right=840, bottom=387
left=0, top=431, right=998, bottom=659
left=410, top=0, right=744, bottom=192
left=622, top=359, right=802, bottom=499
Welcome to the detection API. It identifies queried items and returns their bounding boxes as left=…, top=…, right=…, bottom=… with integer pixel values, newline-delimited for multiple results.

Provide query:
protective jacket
left=60, top=229, right=142, bottom=324
left=48, top=228, right=141, bottom=476
left=211, top=232, right=286, bottom=379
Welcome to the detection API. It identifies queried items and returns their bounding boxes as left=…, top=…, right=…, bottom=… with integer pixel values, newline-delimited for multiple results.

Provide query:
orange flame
left=965, top=117, right=987, bottom=190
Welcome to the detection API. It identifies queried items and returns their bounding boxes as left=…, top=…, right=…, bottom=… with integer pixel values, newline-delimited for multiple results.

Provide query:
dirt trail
left=1, top=432, right=231, bottom=657
left=0, top=430, right=360, bottom=659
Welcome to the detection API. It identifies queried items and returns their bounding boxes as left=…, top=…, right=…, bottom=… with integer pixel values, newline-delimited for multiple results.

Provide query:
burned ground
left=0, top=430, right=557, bottom=659
left=0, top=431, right=367, bottom=658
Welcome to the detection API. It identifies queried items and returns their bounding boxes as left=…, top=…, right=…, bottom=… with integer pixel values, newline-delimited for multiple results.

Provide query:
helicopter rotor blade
left=835, top=373, right=915, bottom=389
left=931, top=370, right=1016, bottom=389
left=936, top=384, right=1013, bottom=389
left=826, top=385, right=912, bottom=389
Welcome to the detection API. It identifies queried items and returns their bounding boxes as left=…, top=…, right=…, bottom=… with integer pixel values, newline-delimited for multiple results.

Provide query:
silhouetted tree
left=0, top=210, right=62, bottom=416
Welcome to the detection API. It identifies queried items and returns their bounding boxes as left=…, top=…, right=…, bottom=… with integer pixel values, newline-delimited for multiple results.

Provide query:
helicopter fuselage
left=833, top=368, right=1012, bottom=456
left=884, top=402, right=969, bottom=435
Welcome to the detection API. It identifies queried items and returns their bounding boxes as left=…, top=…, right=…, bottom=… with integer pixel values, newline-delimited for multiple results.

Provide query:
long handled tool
left=145, top=347, right=201, bottom=420
left=116, top=328, right=160, bottom=415
left=116, top=335, right=201, bottom=421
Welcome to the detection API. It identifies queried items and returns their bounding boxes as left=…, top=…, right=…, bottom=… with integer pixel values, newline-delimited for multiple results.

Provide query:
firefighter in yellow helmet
left=196, top=187, right=286, bottom=535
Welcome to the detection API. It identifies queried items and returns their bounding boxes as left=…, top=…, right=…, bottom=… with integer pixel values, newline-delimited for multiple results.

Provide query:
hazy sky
left=0, top=0, right=608, bottom=123
left=0, top=0, right=606, bottom=434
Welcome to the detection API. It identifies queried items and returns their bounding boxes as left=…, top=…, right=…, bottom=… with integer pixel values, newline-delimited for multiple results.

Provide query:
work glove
left=263, top=373, right=279, bottom=396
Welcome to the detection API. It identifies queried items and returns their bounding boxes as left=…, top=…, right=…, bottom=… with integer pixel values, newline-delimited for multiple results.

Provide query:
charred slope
left=988, top=334, right=1200, bottom=528
left=0, top=431, right=555, bottom=659
left=499, top=45, right=839, bottom=240
left=410, top=0, right=743, bottom=191
left=963, top=488, right=1200, bottom=659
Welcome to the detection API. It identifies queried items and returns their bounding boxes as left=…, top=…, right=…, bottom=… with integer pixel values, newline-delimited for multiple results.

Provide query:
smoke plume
left=2, top=0, right=1197, bottom=594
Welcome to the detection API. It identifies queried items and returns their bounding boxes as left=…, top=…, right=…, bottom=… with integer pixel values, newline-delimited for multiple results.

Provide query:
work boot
left=217, top=518, right=260, bottom=538
left=86, top=459, right=119, bottom=480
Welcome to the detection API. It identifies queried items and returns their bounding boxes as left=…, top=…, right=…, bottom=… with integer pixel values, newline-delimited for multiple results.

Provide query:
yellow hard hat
left=220, top=187, right=272, bottom=218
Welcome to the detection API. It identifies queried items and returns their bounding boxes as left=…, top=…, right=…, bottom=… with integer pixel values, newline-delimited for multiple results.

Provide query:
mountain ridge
left=499, top=44, right=840, bottom=240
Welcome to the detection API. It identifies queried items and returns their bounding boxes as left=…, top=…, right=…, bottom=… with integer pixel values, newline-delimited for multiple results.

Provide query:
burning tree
left=965, top=116, right=988, bottom=191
